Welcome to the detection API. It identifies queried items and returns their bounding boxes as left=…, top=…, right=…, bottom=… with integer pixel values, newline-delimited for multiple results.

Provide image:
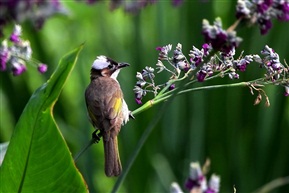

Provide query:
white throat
left=111, top=69, right=120, bottom=80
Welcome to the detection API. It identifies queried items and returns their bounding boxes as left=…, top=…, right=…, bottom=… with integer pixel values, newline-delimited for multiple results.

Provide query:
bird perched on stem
left=85, top=55, right=130, bottom=177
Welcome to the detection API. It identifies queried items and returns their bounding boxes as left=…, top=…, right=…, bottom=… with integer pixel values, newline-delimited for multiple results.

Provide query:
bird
left=85, top=55, right=130, bottom=177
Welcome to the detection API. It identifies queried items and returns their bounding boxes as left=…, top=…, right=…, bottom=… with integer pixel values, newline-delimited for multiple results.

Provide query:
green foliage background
left=1, top=1, right=289, bottom=192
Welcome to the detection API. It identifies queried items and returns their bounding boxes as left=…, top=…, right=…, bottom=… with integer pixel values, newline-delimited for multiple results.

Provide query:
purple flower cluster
left=133, top=66, right=157, bottom=104
left=134, top=43, right=289, bottom=104
left=0, top=0, right=66, bottom=37
left=134, top=43, right=190, bottom=105
left=202, top=18, right=242, bottom=54
left=257, top=45, right=289, bottom=96
left=191, top=45, right=245, bottom=82
left=173, top=43, right=191, bottom=72
left=236, top=0, right=289, bottom=35
left=185, top=162, right=207, bottom=191
left=156, top=44, right=172, bottom=61
left=170, top=161, right=220, bottom=193
left=0, top=25, right=47, bottom=76
left=259, top=45, right=284, bottom=80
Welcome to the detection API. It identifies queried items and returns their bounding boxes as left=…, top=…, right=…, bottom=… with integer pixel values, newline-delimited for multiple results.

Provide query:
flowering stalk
left=132, top=42, right=289, bottom=117
left=115, top=3, right=289, bottom=192
left=0, top=24, right=48, bottom=76
left=236, top=0, right=289, bottom=35
left=0, top=1, right=67, bottom=37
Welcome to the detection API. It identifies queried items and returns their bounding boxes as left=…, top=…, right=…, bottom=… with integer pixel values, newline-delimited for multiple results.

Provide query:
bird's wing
left=86, top=96, right=102, bottom=128
left=85, top=78, right=123, bottom=137
left=104, top=89, right=123, bottom=133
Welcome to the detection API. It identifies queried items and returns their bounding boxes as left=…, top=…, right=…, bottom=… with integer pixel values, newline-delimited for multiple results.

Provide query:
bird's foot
left=129, top=111, right=135, bottom=120
left=92, top=130, right=102, bottom=143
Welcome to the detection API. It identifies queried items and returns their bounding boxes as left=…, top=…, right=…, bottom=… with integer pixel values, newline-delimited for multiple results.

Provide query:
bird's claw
left=92, top=130, right=102, bottom=143
left=129, top=111, right=135, bottom=120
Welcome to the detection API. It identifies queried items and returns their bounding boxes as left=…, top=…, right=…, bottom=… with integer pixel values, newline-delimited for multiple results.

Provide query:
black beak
left=117, top=62, right=130, bottom=69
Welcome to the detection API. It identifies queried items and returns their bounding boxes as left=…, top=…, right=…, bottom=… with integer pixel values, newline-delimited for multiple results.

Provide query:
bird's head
left=91, top=55, right=129, bottom=80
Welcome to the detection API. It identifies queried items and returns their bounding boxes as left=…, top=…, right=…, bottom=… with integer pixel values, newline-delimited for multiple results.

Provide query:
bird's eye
left=108, top=64, right=113, bottom=69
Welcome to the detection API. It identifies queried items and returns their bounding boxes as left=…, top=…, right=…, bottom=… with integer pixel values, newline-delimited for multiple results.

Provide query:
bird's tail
left=103, top=136, right=122, bottom=177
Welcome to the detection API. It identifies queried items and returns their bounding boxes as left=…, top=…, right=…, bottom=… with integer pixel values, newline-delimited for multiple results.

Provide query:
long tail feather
left=103, top=136, right=122, bottom=177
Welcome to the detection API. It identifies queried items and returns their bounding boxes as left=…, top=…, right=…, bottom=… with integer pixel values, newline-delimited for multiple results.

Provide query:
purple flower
left=202, top=43, right=212, bottom=56
left=236, top=0, right=254, bottom=19
left=12, top=62, right=27, bottom=76
left=9, top=25, right=22, bottom=43
left=277, top=2, right=289, bottom=21
left=284, top=86, right=289, bottom=97
left=0, top=52, right=8, bottom=71
left=271, top=62, right=282, bottom=71
left=264, top=0, right=273, bottom=6
left=194, top=57, right=203, bottom=66
left=169, top=84, right=175, bottom=90
left=135, top=97, right=142, bottom=105
left=202, top=18, right=242, bottom=53
left=259, top=18, right=272, bottom=35
left=185, top=178, right=201, bottom=190
left=257, top=2, right=271, bottom=14
left=185, top=162, right=207, bottom=191
left=189, top=46, right=204, bottom=67
left=157, top=44, right=172, bottom=60
left=260, top=45, right=287, bottom=82
left=10, top=34, right=20, bottom=43
left=177, top=60, right=190, bottom=71
left=197, top=70, right=207, bottom=82
left=133, top=85, right=146, bottom=105
left=0, top=1, right=67, bottom=36
left=236, top=59, right=248, bottom=71
left=202, top=19, right=228, bottom=50
left=206, top=188, right=215, bottom=193
left=1, top=24, right=48, bottom=76
left=37, top=63, right=48, bottom=73
left=236, top=0, right=289, bottom=35
left=156, top=46, right=162, bottom=51
left=197, top=63, right=213, bottom=82
left=228, top=71, right=240, bottom=79
left=236, top=55, right=253, bottom=72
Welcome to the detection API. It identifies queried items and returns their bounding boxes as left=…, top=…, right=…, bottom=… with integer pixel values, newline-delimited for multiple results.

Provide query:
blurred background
left=1, top=1, right=289, bottom=192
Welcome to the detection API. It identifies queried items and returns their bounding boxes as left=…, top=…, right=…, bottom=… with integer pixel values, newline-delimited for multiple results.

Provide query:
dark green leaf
left=0, top=44, right=88, bottom=193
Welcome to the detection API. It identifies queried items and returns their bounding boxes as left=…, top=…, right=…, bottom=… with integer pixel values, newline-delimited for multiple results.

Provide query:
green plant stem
left=132, top=81, right=251, bottom=117
left=178, top=81, right=250, bottom=95
left=73, top=138, right=96, bottom=162
left=155, top=69, right=192, bottom=100
left=252, top=176, right=289, bottom=193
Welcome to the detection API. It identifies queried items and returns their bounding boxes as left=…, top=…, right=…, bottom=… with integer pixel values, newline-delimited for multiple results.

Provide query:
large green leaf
left=0, top=44, right=87, bottom=192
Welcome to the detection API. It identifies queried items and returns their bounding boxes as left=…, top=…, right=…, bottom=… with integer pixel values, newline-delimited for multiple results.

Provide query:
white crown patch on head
left=92, top=55, right=110, bottom=70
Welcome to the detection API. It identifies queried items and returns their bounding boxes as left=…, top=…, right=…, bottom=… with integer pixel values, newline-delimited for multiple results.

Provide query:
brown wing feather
left=85, top=76, right=123, bottom=132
